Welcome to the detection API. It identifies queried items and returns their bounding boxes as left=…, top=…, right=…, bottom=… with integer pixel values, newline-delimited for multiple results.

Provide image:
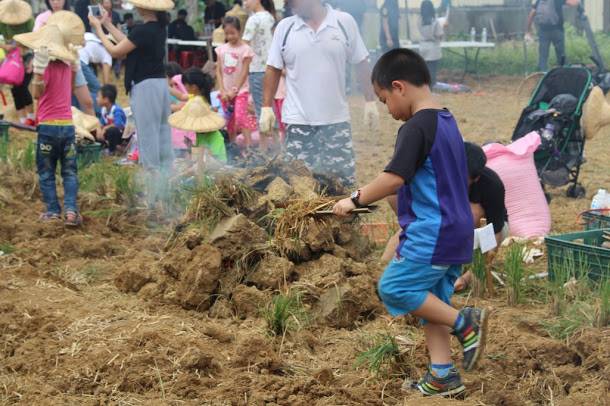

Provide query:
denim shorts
left=378, top=257, right=462, bottom=319
left=74, top=65, right=87, bottom=88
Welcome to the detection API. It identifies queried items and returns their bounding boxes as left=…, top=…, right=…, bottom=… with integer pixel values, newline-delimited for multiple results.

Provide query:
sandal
left=39, top=212, right=61, bottom=222
left=64, top=211, right=82, bottom=227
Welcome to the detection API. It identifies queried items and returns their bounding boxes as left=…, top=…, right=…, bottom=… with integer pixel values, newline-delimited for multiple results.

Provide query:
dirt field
left=1, top=77, right=609, bottom=405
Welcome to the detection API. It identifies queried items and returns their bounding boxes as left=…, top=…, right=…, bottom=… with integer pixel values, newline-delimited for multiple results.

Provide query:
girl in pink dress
left=215, top=16, right=257, bottom=148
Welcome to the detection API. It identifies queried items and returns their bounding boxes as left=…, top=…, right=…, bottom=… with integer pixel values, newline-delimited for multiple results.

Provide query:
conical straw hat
left=47, top=10, right=85, bottom=46
left=128, top=0, right=174, bottom=11
left=169, top=96, right=225, bottom=133
left=72, top=107, right=100, bottom=132
left=0, top=0, right=33, bottom=26
left=14, top=24, right=76, bottom=63
left=582, top=86, right=610, bottom=140
left=212, top=25, right=225, bottom=46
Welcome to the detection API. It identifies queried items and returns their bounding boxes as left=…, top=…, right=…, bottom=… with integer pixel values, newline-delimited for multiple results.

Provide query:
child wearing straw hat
left=0, top=0, right=36, bottom=125
left=169, top=94, right=227, bottom=164
left=14, top=20, right=84, bottom=226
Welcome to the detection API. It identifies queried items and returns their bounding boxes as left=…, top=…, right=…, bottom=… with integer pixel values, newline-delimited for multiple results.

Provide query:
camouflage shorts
left=285, top=122, right=356, bottom=187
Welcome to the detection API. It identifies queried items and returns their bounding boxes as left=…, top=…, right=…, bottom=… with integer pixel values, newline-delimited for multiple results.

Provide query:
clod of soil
left=265, top=177, right=293, bottom=206
left=288, top=175, right=320, bottom=200
left=209, top=214, right=268, bottom=259
left=247, top=254, right=296, bottom=290
left=175, top=244, right=222, bottom=310
left=231, top=284, right=270, bottom=319
left=315, top=273, right=381, bottom=329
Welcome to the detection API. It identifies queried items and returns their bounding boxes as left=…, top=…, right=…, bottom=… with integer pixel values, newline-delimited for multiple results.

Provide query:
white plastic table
left=400, top=41, right=496, bottom=80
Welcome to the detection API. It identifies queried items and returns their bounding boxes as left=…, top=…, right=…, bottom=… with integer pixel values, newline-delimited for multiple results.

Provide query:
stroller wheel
left=566, top=184, right=586, bottom=199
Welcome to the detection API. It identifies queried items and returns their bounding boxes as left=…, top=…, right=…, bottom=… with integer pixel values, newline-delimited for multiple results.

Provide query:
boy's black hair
left=223, top=16, right=241, bottom=32
left=100, top=84, right=118, bottom=104
left=371, top=48, right=431, bottom=89
left=178, top=9, right=188, bottom=17
left=123, top=13, right=134, bottom=21
left=165, top=62, right=183, bottom=78
left=182, top=68, right=214, bottom=104
left=464, top=142, right=487, bottom=179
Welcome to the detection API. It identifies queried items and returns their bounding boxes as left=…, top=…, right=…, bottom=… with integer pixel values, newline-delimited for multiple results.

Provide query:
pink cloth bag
left=170, top=74, right=196, bottom=149
left=483, top=132, right=551, bottom=238
left=0, top=49, right=25, bottom=86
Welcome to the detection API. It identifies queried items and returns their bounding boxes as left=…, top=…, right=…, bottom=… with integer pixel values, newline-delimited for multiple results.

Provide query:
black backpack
left=535, top=0, right=560, bottom=28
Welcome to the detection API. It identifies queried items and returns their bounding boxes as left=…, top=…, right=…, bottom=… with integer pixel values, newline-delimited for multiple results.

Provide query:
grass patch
left=0, top=242, right=16, bottom=255
left=597, top=278, right=610, bottom=327
left=441, top=25, right=610, bottom=76
left=542, top=301, right=597, bottom=340
left=505, top=243, right=525, bottom=306
left=262, top=290, right=308, bottom=337
left=355, top=333, right=403, bottom=377
left=469, top=249, right=486, bottom=298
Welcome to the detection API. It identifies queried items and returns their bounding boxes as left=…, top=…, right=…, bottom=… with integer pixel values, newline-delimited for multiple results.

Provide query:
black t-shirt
left=379, top=1, right=399, bottom=49
left=469, top=167, right=508, bottom=234
left=125, top=22, right=167, bottom=93
left=385, top=110, right=437, bottom=183
left=533, top=0, right=567, bottom=30
left=204, top=2, right=227, bottom=27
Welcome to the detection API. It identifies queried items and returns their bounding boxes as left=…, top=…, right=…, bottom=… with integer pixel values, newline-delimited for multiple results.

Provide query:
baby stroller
left=512, top=66, right=592, bottom=199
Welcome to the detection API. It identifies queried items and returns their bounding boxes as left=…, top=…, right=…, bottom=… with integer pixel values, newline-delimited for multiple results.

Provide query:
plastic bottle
left=470, top=27, right=476, bottom=43
left=541, top=123, right=555, bottom=141
left=591, top=189, right=608, bottom=209
left=482, top=28, right=488, bottom=43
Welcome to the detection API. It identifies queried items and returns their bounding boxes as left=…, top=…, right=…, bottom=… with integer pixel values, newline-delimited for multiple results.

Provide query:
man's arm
left=355, top=60, right=375, bottom=102
left=566, top=0, right=579, bottom=6
left=262, top=65, right=282, bottom=107
left=526, top=9, right=536, bottom=33
left=101, top=63, right=111, bottom=84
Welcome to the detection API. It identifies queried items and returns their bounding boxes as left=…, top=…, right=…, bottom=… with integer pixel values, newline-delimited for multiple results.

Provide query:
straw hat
left=169, top=97, right=225, bottom=133
left=128, top=0, right=175, bottom=11
left=14, top=24, right=76, bottom=63
left=0, top=0, right=33, bottom=26
left=72, top=107, right=99, bottom=143
left=47, top=11, right=85, bottom=46
left=212, top=25, right=225, bottom=47
left=582, top=86, right=610, bottom=140
left=72, top=107, right=100, bottom=132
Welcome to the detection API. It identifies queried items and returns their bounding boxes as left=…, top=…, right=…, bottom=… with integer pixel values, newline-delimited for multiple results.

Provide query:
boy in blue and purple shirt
left=333, top=48, right=489, bottom=398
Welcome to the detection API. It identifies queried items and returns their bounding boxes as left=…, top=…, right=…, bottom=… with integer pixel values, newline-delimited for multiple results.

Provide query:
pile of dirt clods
left=114, top=158, right=384, bottom=329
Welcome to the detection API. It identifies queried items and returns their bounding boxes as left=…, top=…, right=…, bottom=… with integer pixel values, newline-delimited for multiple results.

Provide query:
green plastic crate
left=582, top=211, right=610, bottom=231
left=77, top=143, right=102, bottom=167
left=545, top=229, right=610, bottom=281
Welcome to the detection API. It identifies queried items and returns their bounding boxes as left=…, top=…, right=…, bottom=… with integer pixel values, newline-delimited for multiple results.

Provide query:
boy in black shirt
left=455, top=142, right=509, bottom=290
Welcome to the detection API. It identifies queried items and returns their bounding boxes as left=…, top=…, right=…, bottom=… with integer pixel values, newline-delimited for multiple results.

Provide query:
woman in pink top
left=215, top=16, right=257, bottom=147
left=33, top=0, right=70, bottom=31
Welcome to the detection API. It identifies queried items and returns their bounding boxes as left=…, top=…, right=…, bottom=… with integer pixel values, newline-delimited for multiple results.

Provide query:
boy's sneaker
left=453, top=307, right=489, bottom=371
left=403, top=367, right=466, bottom=398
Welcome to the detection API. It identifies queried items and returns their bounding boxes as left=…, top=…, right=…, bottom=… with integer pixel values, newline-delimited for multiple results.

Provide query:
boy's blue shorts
left=378, top=257, right=462, bottom=320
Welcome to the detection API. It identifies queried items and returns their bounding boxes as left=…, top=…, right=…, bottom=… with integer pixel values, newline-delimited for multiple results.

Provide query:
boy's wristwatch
left=350, top=190, right=363, bottom=208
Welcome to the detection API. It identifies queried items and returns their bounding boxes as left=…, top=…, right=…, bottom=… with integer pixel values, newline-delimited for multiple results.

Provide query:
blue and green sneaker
left=453, top=307, right=490, bottom=371
left=404, top=367, right=466, bottom=398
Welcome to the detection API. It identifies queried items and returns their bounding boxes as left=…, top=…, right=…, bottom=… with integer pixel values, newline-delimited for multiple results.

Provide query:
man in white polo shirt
left=260, top=0, right=379, bottom=187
